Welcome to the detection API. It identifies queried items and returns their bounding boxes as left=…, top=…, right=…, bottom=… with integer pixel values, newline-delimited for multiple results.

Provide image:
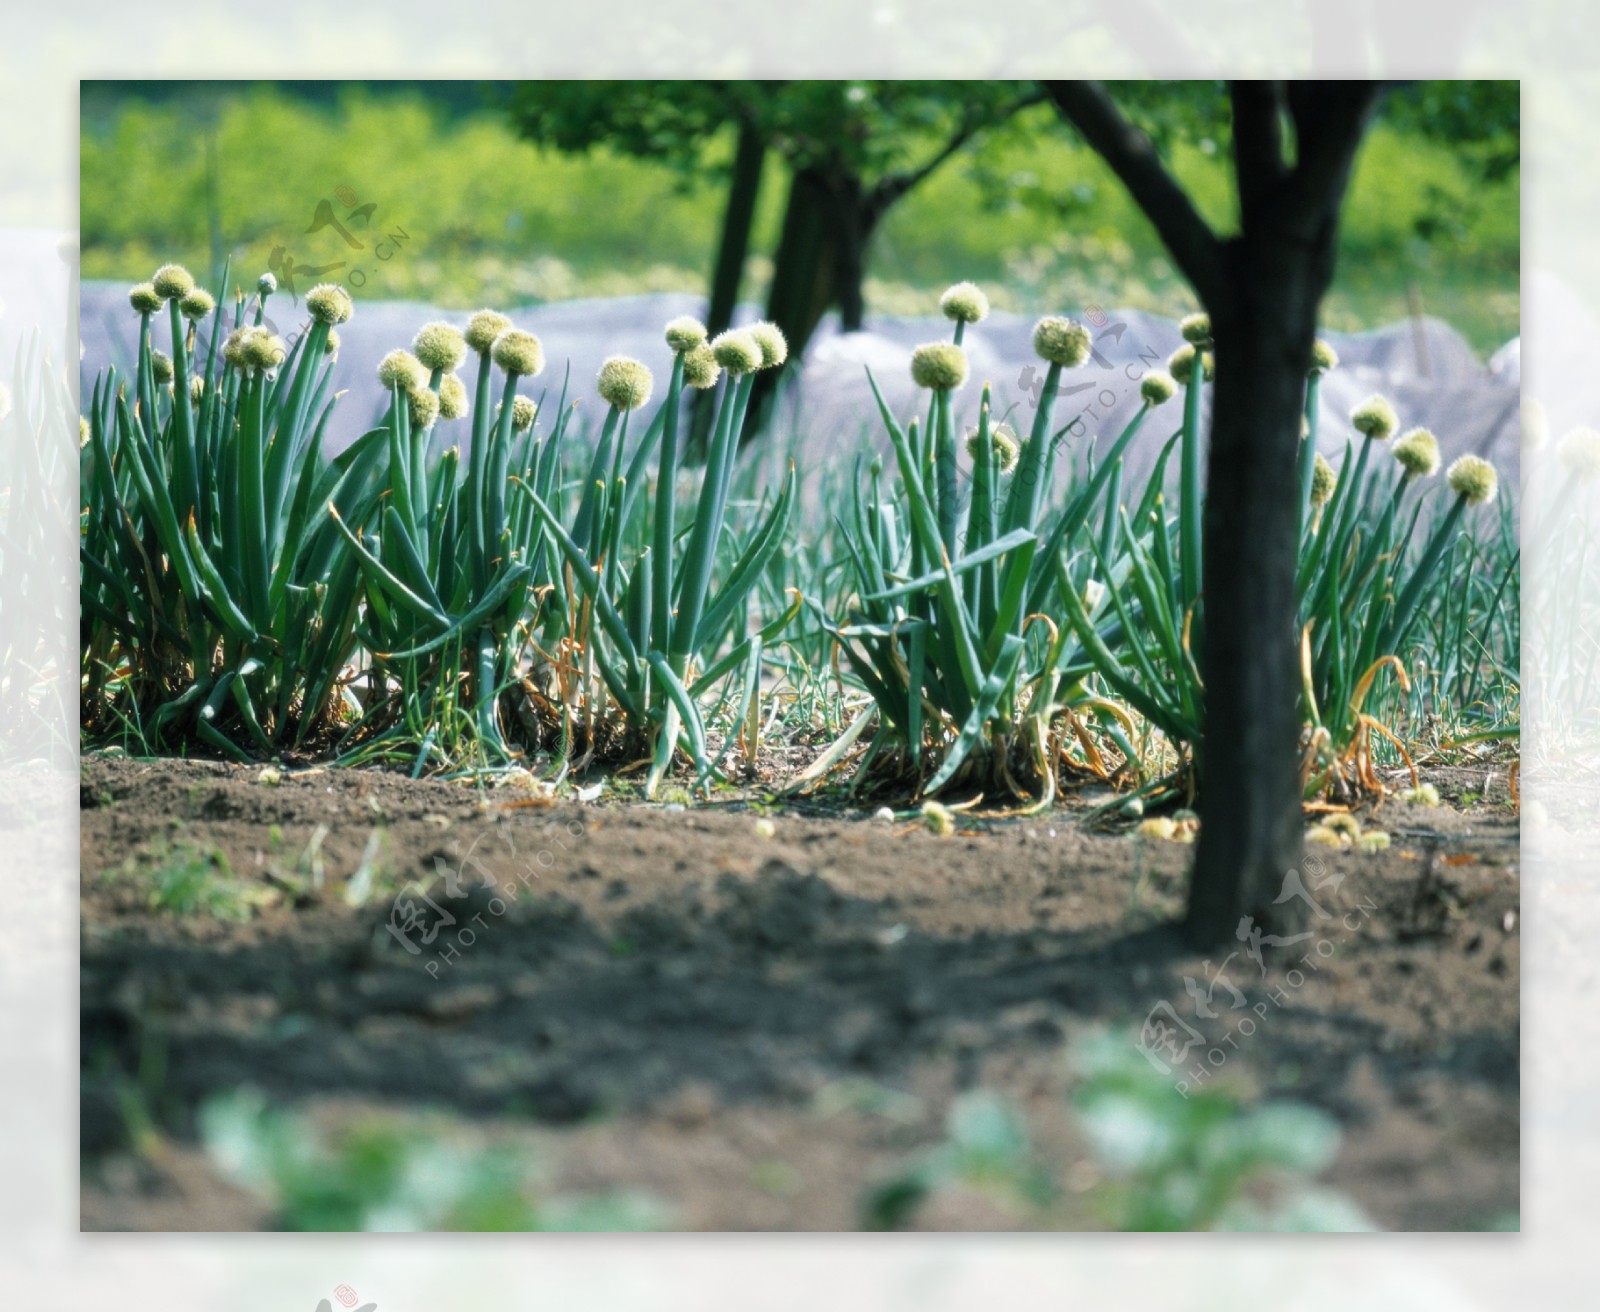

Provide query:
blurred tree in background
left=505, top=82, right=1041, bottom=341
left=506, top=81, right=1044, bottom=432
left=80, top=80, right=1519, bottom=359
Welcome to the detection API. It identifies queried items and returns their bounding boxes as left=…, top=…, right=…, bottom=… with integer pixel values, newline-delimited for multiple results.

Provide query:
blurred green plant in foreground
left=200, top=1089, right=667, bottom=1231
left=863, top=1030, right=1376, bottom=1232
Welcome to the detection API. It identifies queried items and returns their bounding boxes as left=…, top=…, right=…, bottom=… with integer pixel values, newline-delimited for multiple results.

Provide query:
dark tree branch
left=872, top=92, right=1047, bottom=215
left=1044, top=80, right=1228, bottom=308
left=1229, top=81, right=1288, bottom=230
left=1282, top=81, right=1388, bottom=236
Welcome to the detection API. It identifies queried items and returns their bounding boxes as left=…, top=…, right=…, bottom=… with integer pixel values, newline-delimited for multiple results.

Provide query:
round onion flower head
left=491, top=329, right=545, bottom=379
left=240, top=330, right=287, bottom=374
left=597, top=355, right=654, bottom=410
left=149, top=349, right=173, bottom=385
left=377, top=349, right=427, bottom=393
left=412, top=321, right=467, bottom=374
left=664, top=315, right=707, bottom=354
left=711, top=329, right=763, bottom=376
left=1521, top=399, right=1549, bottom=454
left=501, top=395, right=538, bottom=432
left=1179, top=311, right=1212, bottom=347
left=128, top=282, right=162, bottom=315
left=179, top=288, right=215, bottom=322
left=910, top=342, right=969, bottom=391
left=1393, top=427, right=1441, bottom=478
left=222, top=327, right=249, bottom=369
left=965, top=422, right=1020, bottom=473
left=748, top=320, right=789, bottom=370
left=1446, top=454, right=1497, bottom=506
left=438, top=373, right=469, bottom=420
left=1310, top=452, right=1337, bottom=506
left=190, top=375, right=205, bottom=404
left=940, top=281, right=989, bottom=325
left=324, top=329, right=341, bottom=356
left=151, top=263, right=195, bottom=301
left=257, top=272, right=277, bottom=297
left=681, top=343, right=721, bottom=390
left=1309, top=339, right=1339, bottom=376
left=1168, top=343, right=1204, bottom=386
left=406, top=384, right=440, bottom=430
left=1140, top=371, right=1177, bottom=406
left=1032, top=315, right=1091, bottom=367
left=1350, top=394, right=1398, bottom=441
left=465, top=309, right=513, bottom=355
left=1558, top=426, right=1600, bottom=481
left=305, top=283, right=354, bottom=326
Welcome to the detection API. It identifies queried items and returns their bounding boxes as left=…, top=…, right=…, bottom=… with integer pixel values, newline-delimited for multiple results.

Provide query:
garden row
left=79, top=264, right=1518, bottom=807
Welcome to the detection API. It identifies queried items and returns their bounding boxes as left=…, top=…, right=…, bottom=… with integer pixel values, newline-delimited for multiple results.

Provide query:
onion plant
left=1052, top=323, right=1212, bottom=788
left=820, top=287, right=1170, bottom=803
left=1056, top=327, right=1512, bottom=802
left=80, top=265, right=384, bottom=758
left=519, top=318, right=798, bottom=795
left=330, top=314, right=559, bottom=771
left=79, top=258, right=1515, bottom=800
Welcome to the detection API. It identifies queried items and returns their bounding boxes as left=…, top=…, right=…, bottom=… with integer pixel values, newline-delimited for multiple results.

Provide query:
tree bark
left=764, top=167, right=835, bottom=358
left=706, top=120, right=767, bottom=339
left=833, top=177, right=871, bottom=333
left=1183, top=237, right=1319, bottom=945
left=742, top=167, right=846, bottom=441
left=690, top=119, right=767, bottom=457
left=1187, top=83, right=1382, bottom=947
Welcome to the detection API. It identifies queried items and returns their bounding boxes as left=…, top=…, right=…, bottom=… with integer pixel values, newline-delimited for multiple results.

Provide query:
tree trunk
left=690, top=120, right=767, bottom=457
left=1040, top=79, right=1382, bottom=951
left=833, top=182, right=872, bottom=333
left=706, top=120, right=767, bottom=337
left=1183, top=84, right=1382, bottom=948
left=763, top=167, right=835, bottom=359
left=742, top=167, right=849, bottom=442
left=1183, top=236, right=1319, bottom=948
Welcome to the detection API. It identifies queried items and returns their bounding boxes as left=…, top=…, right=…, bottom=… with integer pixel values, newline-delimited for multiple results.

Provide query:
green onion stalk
left=521, top=319, right=797, bottom=797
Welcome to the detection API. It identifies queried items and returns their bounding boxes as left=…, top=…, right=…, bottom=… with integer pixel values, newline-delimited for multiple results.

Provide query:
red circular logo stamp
left=334, top=1287, right=359, bottom=1308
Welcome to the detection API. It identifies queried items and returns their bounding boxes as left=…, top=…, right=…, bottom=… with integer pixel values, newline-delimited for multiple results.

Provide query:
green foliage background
left=80, top=83, right=1518, bottom=354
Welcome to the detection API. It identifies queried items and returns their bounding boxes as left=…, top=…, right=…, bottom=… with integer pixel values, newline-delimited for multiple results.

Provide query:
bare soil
left=79, top=755, right=1520, bottom=1231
